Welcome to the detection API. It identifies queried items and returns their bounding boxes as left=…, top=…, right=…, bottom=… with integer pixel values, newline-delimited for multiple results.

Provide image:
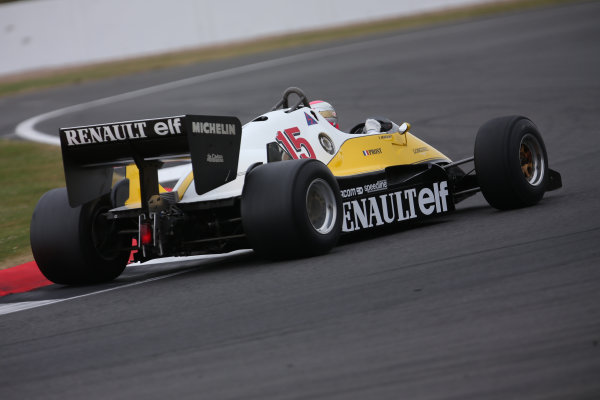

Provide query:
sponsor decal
left=305, top=112, right=318, bottom=126
left=413, top=146, right=428, bottom=154
left=364, top=179, right=388, bottom=194
left=63, top=117, right=183, bottom=146
left=342, top=181, right=449, bottom=232
left=379, top=135, right=393, bottom=139
left=362, top=148, right=382, bottom=156
left=276, top=126, right=316, bottom=159
left=206, top=153, right=224, bottom=163
left=318, top=133, right=335, bottom=155
left=341, top=187, right=360, bottom=198
left=192, top=121, right=236, bottom=135
left=340, top=180, right=387, bottom=198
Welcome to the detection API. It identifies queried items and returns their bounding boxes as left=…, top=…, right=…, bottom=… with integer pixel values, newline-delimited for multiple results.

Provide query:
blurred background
left=1, top=0, right=494, bottom=77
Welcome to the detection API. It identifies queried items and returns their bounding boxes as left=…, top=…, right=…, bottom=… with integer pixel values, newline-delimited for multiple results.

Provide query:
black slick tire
left=30, top=188, right=129, bottom=285
left=241, top=159, right=342, bottom=259
left=474, top=115, right=549, bottom=210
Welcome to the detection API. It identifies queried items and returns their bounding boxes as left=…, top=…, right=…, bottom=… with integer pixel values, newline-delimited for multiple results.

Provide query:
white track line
left=14, top=29, right=429, bottom=145
left=0, top=270, right=190, bottom=316
left=0, top=250, right=253, bottom=316
left=14, top=47, right=344, bottom=145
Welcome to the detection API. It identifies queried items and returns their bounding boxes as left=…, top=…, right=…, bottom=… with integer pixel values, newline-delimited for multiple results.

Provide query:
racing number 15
left=276, top=127, right=316, bottom=159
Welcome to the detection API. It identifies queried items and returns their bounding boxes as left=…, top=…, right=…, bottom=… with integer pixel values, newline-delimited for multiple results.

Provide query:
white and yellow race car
left=30, top=87, right=562, bottom=285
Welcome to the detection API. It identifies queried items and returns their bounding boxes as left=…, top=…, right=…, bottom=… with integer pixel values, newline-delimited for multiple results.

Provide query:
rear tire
left=241, top=159, right=342, bottom=259
left=474, top=115, right=549, bottom=210
left=30, top=188, right=129, bottom=285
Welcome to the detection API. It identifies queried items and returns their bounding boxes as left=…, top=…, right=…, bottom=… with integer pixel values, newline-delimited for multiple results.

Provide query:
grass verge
left=0, top=0, right=578, bottom=98
left=0, top=140, right=64, bottom=269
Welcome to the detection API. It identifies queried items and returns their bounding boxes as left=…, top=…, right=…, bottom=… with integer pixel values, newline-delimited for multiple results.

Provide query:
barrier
left=0, top=0, right=491, bottom=76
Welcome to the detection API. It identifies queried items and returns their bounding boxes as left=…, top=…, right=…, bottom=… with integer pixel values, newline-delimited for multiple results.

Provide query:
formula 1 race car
left=30, top=87, right=562, bottom=285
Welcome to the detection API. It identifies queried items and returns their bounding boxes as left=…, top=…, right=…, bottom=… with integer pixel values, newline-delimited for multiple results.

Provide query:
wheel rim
left=306, top=178, right=337, bottom=234
left=519, top=133, right=545, bottom=186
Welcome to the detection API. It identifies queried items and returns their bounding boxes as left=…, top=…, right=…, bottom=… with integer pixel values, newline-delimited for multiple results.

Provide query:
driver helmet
left=310, top=100, right=339, bottom=129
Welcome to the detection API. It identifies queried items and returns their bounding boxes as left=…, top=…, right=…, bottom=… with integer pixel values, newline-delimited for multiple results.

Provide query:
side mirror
left=399, top=122, right=411, bottom=134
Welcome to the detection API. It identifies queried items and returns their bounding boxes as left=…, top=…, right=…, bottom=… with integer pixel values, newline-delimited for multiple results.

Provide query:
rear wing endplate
left=60, top=114, right=242, bottom=207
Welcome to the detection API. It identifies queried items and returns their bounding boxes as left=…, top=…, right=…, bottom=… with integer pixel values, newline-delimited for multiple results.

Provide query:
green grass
left=0, top=0, right=578, bottom=98
left=0, top=140, right=64, bottom=268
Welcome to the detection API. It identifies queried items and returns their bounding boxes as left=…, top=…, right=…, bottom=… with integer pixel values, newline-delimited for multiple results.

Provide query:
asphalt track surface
left=1, top=2, right=600, bottom=399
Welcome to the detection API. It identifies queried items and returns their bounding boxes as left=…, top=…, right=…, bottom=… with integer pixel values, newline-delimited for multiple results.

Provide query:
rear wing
left=60, top=114, right=242, bottom=208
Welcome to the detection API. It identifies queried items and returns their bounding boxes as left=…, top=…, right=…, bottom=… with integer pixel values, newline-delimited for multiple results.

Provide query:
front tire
left=241, top=159, right=342, bottom=259
left=474, top=116, right=549, bottom=210
left=30, top=188, right=129, bottom=285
